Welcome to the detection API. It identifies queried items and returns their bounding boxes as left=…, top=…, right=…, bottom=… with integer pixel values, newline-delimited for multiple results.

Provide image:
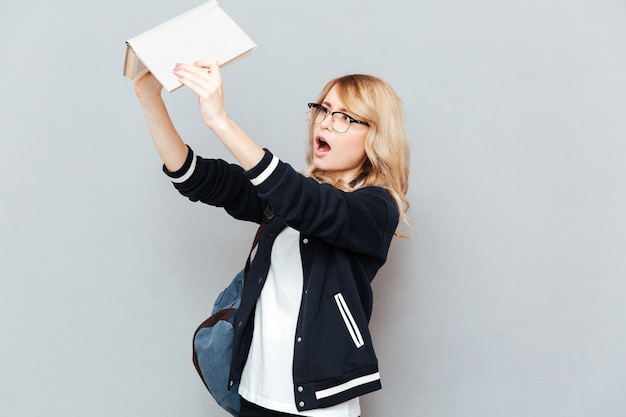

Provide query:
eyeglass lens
left=312, top=106, right=351, bottom=133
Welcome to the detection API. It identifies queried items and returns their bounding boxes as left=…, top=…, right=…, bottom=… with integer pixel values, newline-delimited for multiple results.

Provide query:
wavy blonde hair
left=303, top=74, right=411, bottom=237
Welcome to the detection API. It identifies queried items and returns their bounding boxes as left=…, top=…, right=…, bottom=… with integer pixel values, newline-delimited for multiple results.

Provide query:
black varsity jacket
left=165, top=146, right=399, bottom=411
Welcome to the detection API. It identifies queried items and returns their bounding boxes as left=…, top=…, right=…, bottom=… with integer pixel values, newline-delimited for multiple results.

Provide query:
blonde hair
left=303, top=74, right=411, bottom=237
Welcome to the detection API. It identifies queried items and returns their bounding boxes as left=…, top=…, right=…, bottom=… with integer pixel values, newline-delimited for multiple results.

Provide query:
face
left=312, top=86, right=369, bottom=183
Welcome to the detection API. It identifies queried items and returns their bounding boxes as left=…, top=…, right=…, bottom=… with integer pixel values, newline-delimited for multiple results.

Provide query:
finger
left=176, top=63, right=221, bottom=85
left=176, top=73, right=214, bottom=97
left=176, top=71, right=221, bottom=101
left=194, top=59, right=222, bottom=80
left=175, top=62, right=209, bottom=77
left=174, top=63, right=217, bottom=88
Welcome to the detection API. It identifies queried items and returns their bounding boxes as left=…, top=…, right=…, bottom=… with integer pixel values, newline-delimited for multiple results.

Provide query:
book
left=123, top=0, right=256, bottom=92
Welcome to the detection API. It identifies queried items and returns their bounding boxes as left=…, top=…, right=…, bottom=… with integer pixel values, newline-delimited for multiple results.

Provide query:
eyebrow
left=321, top=101, right=349, bottom=113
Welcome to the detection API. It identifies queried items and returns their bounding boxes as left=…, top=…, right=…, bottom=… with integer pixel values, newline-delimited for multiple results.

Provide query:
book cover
left=124, top=0, right=256, bottom=92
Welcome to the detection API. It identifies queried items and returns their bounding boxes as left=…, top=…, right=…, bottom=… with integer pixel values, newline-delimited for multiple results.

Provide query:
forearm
left=207, top=116, right=265, bottom=171
left=137, top=95, right=189, bottom=172
left=172, top=61, right=265, bottom=171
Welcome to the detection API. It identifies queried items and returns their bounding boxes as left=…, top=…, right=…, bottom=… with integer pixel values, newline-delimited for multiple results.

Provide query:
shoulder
left=350, top=185, right=399, bottom=219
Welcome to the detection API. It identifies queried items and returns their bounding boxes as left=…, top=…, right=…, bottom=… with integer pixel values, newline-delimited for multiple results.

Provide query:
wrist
left=136, top=92, right=164, bottom=107
left=204, top=112, right=230, bottom=132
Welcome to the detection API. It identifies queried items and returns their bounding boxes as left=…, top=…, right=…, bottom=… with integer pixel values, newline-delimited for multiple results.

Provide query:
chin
left=312, top=158, right=327, bottom=171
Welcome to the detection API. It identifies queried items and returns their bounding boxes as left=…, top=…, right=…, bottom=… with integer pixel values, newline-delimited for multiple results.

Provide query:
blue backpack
left=192, top=220, right=267, bottom=416
left=193, top=269, right=244, bottom=416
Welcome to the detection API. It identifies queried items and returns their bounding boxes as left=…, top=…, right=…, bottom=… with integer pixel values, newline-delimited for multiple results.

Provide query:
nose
left=319, top=112, right=333, bottom=130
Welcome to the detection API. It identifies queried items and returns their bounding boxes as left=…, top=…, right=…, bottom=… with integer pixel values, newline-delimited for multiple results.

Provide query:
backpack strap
left=243, top=206, right=272, bottom=285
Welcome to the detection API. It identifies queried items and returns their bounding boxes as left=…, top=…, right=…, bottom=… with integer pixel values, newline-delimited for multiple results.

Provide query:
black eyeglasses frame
left=307, top=103, right=370, bottom=132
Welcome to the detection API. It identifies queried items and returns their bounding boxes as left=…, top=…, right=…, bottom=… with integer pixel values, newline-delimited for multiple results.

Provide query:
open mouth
left=316, top=136, right=331, bottom=153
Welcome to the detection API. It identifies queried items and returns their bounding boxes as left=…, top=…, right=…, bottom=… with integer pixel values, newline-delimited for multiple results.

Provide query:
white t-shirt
left=239, top=227, right=360, bottom=417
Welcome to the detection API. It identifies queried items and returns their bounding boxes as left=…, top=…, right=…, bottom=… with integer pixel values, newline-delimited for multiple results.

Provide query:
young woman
left=134, top=61, right=410, bottom=417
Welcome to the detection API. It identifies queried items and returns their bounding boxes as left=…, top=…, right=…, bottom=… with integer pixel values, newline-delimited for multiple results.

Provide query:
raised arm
left=173, top=60, right=265, bottom=170
left=134, top=72, right=189, bottom=172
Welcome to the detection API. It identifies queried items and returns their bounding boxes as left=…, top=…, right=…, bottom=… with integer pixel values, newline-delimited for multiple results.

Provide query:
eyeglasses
left=307, top=103, right=370, bottom=133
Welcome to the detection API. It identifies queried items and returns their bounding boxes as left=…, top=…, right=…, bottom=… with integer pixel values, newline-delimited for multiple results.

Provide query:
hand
left=134, top=72, right=163, bottom=101
left=173, top=60, right=227, bottom=129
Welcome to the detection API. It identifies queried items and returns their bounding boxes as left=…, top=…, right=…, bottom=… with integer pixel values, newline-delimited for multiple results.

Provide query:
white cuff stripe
left=315, top=372, right=381, bottom=400
left=250, top=155, right=279, bottom=186
left=170, top=151, right=197, bottom=184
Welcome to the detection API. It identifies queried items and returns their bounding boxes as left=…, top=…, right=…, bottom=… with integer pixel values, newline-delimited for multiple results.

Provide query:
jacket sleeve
left=163, top=146, right=266, bottom=224
left=164, top=147, right=398, bottom=258
left=244, top=150, right=399, bottom=260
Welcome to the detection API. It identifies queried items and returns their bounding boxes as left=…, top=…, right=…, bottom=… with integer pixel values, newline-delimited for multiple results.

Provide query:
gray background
left=1, top=0, right=625, bottom=416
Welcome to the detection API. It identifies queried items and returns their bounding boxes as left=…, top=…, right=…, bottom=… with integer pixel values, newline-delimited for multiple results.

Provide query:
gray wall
left=1, top=0, right=625, bottom=416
